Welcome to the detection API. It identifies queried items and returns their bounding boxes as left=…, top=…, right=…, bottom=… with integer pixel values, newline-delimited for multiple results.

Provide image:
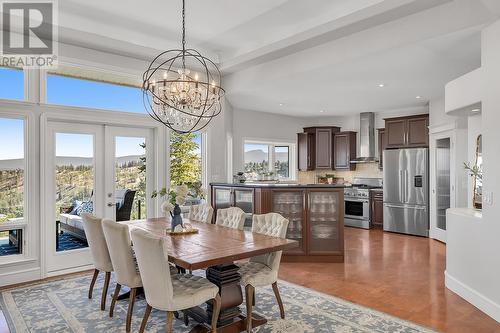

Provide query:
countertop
left=210, top=182, right=347, bottom=188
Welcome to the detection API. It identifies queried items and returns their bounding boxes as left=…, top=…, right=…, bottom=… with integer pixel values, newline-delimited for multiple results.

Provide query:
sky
left=1, top=68, right=201, bottom=159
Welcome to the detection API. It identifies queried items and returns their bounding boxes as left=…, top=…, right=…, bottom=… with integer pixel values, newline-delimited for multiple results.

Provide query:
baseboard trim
left=445, top=270, right=500, bottom=323
left=46, top=264, right=95, bottom=278
left=0, top=267, right=41, bottom=287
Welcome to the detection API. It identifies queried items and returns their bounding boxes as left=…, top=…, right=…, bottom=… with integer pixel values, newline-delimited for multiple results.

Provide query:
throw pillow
left=77, top=201, right=93, bottom=216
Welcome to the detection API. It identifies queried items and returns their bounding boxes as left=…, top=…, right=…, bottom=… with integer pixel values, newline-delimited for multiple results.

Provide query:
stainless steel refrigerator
left=383, top=148, right=429, bottom=237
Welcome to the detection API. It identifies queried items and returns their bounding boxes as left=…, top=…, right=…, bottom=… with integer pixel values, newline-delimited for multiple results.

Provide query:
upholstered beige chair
left=188, top=204, right=214, bottom=224
left=101, top=219, right=143, bottom=332
left=215, top=207, right=246, bottom=230
left=130, top=228, right=221, bottom=333
left=81, top=214, right=113, bottom=311
left=238, top=213, right=289, bottom=332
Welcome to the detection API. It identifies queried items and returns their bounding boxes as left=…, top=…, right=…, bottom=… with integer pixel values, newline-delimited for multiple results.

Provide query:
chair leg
left=166, top=311, right=174, bottom=333
left=139, top=304, right=152, bottom=333
left=272, top=282, right=285, bottom=319
left=101, top=271, right=111, bottom=311
left=88, top=269, right=99, bottom=299
left=252, top=289, right=255, bottom=306
left=211, top=294, right=221, bottom=333
left=126, top=287, right=137, bottom=332
left=245, top=285, right=254, bottom=333
left=109, top=283, right=121, bottom=317
left=183, top=310, right=189, bottom=326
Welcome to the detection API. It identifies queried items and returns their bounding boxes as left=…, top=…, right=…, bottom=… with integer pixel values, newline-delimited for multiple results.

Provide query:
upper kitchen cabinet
left=297, top=132, right=315, bottom=171
left=384, top=114, right=429, bottom=149
left=303, top=126, right=340, bottom=169
left=333, top=131, right=356, bottom=170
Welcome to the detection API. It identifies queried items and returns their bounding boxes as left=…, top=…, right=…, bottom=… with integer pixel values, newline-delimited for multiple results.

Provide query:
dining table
left=120, top=217, right=298, bottom=333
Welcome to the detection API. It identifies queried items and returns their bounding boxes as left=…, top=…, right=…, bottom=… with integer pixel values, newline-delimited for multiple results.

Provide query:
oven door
left=345, top=198, right=369, bottom=220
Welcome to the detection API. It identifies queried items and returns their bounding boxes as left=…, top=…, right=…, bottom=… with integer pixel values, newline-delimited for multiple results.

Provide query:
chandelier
left=142, top=0, right=225, bottom=134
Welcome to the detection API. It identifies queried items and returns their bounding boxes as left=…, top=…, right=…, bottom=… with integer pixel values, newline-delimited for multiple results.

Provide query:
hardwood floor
left=1, top=228, right=499, bottom=332
left=279, top=227, right=500, bottom=333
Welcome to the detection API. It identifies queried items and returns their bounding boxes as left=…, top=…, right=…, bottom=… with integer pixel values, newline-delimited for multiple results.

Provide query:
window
left=169, top=132, right=204, bottom=204
left=0, top=117, right=25, bottom=256
left=244, top=140, right=295, bottom=181
left=47, top=74, right=144, bottom=113
left=0, top=67, right=24, bottom=100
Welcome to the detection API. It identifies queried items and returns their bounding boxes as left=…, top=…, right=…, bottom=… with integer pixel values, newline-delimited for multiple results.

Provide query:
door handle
left=107, top=202, right=115, bottom=207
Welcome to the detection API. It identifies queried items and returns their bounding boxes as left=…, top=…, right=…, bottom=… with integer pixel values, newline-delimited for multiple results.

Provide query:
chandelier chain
left=182, top=0, right=186, bottom=69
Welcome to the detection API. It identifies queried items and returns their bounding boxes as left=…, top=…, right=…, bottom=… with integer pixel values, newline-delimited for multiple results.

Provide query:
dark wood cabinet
left=211, top=184, right=345, bottom=262
left=333, top=131, right=356, bottom=170
left=384, top=114, right=429, bottom=149
left=300, top=126, right=340, bottom=170
left=297, top=132, right=315, bottom=171
left=370, top=190, right=383, bottom=229
left=377, top=128, right=385, bottom=169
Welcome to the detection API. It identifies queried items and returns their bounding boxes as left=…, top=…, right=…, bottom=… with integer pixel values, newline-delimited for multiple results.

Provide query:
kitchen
left=212, top=110, right=431, bottom=263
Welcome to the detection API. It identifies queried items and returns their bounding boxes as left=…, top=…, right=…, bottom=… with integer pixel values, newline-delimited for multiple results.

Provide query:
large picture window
left=0, top=117, right=25, bottom=257
left=0, top=67, right=24, bottom=101
left=46, top=74, right=144, bottom=113
left=244, top=140, right=295, bottom=181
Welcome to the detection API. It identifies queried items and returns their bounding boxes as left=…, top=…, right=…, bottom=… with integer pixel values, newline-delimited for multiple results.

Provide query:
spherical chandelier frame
left=141, top=0, right=225, bottom=134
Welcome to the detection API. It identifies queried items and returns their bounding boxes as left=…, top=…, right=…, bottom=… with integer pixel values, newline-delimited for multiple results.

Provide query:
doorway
left=44, top=121, right=156, bottom=275
left=430, top=133, right=453, bottom=243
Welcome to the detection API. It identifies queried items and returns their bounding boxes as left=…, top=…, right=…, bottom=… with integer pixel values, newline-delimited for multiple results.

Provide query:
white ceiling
left=18, top=0, right=500, bottom=116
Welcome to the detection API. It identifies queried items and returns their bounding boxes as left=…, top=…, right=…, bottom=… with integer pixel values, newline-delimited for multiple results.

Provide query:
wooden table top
left=120, top=217, right=298, bottom=271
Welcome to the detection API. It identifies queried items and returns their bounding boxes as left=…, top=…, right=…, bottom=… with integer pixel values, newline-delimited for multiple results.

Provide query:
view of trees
left=0, top=169, right=23, bottom=222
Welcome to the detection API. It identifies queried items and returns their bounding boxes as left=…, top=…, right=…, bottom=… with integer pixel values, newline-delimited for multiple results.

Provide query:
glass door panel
left=55, top=133, right=94, bottom=252
left=234, top=189, right=254, bottom=228
left=272, top=190, right=306, bottom=255
left=436, top=138, right=450, bottom=231
left=46, top=123, right=100, bottom=274
left=115, top=136, right=147, bottom=220
left=308, top=190, right=341, bottom=254
left=214, top=187, right=232, bottom=210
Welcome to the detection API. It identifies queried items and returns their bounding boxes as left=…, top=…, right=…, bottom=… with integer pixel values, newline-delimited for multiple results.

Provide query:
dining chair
left=81, top=213, right=113, bottom=311
left=101, top=219, right=143, bottom=332
left=188, top=204, right=214, bottom=224
left=130, top=227, right=222, bottom=333
left=215, top=206, right=246, bottom=230
left=238, top=213, right=289, bottom=332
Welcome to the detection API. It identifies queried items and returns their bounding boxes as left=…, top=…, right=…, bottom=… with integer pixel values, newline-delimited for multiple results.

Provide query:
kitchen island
left=210, top=183, right=345, bottom=263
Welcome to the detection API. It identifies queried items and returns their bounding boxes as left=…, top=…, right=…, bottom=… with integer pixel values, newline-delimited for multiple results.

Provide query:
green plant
left=464, top=162, right=482, bottom=180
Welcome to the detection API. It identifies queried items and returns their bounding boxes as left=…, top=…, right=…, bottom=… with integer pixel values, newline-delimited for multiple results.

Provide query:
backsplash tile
left=298, top=163, right=382, bottom=184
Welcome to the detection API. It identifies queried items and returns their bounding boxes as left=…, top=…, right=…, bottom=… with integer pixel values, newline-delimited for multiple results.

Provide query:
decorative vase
left=170, top=204, right=183, bottom=231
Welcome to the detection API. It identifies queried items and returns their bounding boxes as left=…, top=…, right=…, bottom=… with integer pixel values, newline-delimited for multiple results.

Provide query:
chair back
left=130, top=228, right=174, bottom=310
left=250, top=213, right=289, bottom=271
left=81, top=214, right=113, bottom=272
left=216, top=207, right=246, bottom=230
left=188, top=204, right=214, bottom=223
left=116, top=190, right=136, bottom=221
left=101, top=219, right=142, bottom=288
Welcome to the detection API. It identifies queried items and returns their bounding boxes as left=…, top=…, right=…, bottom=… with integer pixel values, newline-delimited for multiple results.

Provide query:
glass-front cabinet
left=307, top=190, right=343, bottom=255
left=213, top=187, right=232, bottom=211
left=272, top=190, right=306, bottom=255
left=234, top=189, right=254, bottom=228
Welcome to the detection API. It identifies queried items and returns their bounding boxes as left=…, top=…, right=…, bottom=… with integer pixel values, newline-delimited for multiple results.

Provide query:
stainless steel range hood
left=350, top=112, right=379, bottom=163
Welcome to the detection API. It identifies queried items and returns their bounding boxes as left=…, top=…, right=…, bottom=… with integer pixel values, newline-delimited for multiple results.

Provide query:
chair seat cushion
left=238, top=262, right=277, bottom=287
left=59, top=214, right=84, bottom=230
left=171, top=274, right=219, bottom=310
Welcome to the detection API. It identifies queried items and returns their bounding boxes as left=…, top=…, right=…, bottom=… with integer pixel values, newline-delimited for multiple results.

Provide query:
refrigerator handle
left=399, top=170, right=403, bottom=202
left=404, top=170, right=409, bottom=203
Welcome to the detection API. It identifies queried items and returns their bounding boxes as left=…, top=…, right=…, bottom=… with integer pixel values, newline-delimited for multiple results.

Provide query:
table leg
left=187, top=263, right=267, bottom=333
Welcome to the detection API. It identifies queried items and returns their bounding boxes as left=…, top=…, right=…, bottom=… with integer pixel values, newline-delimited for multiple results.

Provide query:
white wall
left=445, top=19, right=500, bottom=323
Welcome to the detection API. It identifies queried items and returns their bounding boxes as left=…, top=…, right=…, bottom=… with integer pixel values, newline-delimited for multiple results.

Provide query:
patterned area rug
left=0, top=274, right=438, bottom=333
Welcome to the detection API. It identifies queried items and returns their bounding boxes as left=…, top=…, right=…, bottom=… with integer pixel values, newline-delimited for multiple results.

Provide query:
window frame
left=0, top=104, right=37, bottom=264
left=243, top=138, right=296, bottom=181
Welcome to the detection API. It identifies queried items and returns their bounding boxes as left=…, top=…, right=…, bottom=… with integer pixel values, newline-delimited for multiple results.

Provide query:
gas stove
left=344, top=178, right=382, bottom=229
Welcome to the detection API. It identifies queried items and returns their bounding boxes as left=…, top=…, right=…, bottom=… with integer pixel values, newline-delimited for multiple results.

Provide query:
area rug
left=0, top=274, right=438, bottom=333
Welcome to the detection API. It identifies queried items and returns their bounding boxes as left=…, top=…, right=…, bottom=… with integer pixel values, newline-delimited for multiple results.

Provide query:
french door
left=44, top=121, right=156, bottom=275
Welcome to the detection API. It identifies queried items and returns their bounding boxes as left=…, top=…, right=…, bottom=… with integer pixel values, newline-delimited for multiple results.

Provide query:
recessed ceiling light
left=319, top=110, right=325, bottom=113
left=416, top=95, right=422, bottom=99
left=471, top=108, right=481, bottom=113
left=378, top=83, right=385, bottom=88
left=279, top=103, right=284, bottom=106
